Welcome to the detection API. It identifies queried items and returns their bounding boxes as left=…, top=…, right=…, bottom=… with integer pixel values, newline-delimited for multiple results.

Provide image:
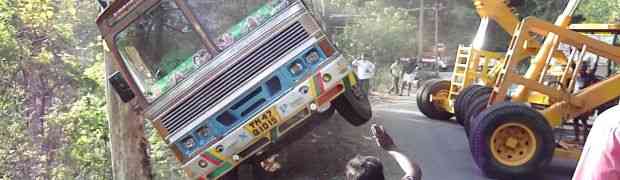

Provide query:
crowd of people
left=351, top=55, right=420, bottom=96
left=389, top=57, right=419, bottom=96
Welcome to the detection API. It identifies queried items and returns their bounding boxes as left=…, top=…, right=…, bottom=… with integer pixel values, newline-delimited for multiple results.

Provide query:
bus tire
left=334, top=80, right=372, bottom=126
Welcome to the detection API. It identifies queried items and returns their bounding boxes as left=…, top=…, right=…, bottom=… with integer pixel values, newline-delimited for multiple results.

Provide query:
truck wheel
left=334, top=81, right=372, bottom=126
left=454, top=85, right=485, bottom=126
left=459, top=86, right=492, bottom=125
left=464, top=93, right=491, bottom=136
left=469, top=102, right=554, bottom=178
left=416, top=79, right=453, bottom=120
left=417, top=79, right=440, bottom=96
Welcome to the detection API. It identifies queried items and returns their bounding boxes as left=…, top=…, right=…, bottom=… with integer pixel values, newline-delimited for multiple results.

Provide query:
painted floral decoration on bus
left=146, top=0, right=290, bottom=100
left=215, top=0, right=290, bottom=49
left=148, top=49, right=212, bottom=98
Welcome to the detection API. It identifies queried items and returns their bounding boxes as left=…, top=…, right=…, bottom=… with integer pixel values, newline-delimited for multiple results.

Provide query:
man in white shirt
left=352, top=55, right=376, bottom=95
left=573, top=104, right=620, bottom=180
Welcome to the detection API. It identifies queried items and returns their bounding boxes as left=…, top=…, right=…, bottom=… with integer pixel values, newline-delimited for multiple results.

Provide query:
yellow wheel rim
left=490, top=123, right=537, bottom=166
left=430, top=89, right=450, bottom=108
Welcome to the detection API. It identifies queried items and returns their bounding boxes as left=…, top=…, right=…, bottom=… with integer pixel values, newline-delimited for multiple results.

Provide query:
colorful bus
left=96, top=0, right=372, bottom=179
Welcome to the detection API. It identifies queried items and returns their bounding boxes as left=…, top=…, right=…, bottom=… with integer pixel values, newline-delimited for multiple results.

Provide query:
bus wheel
left=416, top=79, right=453, bottom=120
left=469, top=102, right=554, bottom=178
left=334, top=81, right=372, bottom=126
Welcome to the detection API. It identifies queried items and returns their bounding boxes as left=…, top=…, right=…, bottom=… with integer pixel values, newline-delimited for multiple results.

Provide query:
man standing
left=352, top=55, right=376, bottom=95
left=400, top=58, right=417, bottom=96
left=389, top=59, right=403, bottom=94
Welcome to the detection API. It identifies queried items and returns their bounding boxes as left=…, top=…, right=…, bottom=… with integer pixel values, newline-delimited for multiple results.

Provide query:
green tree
left=577, top=0, right=620, bottom=23
left=0, top=0, right=107, bottom=179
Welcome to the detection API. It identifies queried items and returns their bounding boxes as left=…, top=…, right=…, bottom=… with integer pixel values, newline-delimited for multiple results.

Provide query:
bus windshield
left=113, top=0, right=290, bottom=102
left=114, top=0, right=208, bottom=101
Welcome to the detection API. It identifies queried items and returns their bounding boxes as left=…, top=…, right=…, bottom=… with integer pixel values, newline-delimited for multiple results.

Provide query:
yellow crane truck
left=417, top=0, right=569, bottom=134
left=467, top=1, right=620, bottom=178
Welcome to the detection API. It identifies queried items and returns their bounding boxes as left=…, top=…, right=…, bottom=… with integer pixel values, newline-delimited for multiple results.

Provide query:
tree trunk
left=105, top=50, right=153, bottom=180
left=22, top=63, right=53, bottom=180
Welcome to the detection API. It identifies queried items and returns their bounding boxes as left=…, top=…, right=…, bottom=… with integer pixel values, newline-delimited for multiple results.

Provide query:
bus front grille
left=160, top=22, right=309, bottom=137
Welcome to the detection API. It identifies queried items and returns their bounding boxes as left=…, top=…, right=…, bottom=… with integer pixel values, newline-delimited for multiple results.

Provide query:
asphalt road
left=263, top=93, right=578, bottom=180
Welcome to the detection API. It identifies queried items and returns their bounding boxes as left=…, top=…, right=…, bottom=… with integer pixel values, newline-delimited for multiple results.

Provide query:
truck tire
left=461, top=86, right=492, bottom=126
left=416, top=79, right=439, bottom=98
left=469, top=102, right=554, bottom=179
left=459, top=86, right=492, bottom=122
left=334, top=81, right=372, bottom=126
left=454, top=85, right=485, bottom=126
left=463, top=93, right=491, bottom=136
left=416, top=79, right=453, bottom=120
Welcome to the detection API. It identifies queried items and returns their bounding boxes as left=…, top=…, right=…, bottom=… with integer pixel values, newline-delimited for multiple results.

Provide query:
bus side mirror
left=109, top=71, right=135, bottom=103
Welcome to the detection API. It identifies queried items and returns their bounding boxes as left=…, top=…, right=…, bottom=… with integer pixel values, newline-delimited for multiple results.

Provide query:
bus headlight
left=289, top=62, right=304, bottom=76
left=299, top=86, right=309, bottom=94
left=305, top=50, right=320, bottom=64
left=197, top=126, right=209, bottom=137
left=322, top=73, right=332, bottom=82
left=183, top=137, right=196, bottom=149
left=198, top=160, right=208, bottom=168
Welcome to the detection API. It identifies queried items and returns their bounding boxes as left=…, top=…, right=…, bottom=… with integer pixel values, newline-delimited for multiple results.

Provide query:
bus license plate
left=244, top=109, right=280, bottom=136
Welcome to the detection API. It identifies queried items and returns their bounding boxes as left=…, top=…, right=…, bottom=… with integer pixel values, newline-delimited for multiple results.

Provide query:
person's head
left=580, top=62, right=589, bottom=73
left=345, top=155, right=385, bottom=180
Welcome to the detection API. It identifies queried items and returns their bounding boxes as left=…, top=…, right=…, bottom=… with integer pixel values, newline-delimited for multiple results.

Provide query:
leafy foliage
left=577, top=0, right=620, bottom=23
left=333, top=0, right=417, bottom=63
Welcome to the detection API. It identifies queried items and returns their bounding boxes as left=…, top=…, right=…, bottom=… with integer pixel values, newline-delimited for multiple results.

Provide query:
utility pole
left=105, top=51, right=154, bottom=180
left=417, top=0, right=424, bottom=61
left=100, top=1, right=153, bottom=180
left=433, top=2, right=440, bottom=75
left=320, top=0, right=325, bottom=17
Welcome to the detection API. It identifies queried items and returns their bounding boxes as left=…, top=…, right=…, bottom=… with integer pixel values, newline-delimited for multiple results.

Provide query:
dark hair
left=345, top=155, right=385, bottom=180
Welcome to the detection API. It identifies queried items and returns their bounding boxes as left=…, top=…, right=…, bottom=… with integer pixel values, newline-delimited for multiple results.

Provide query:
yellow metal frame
left=488, top=17, right=620, bottom=159
left=446, top=46, right=504, bottom=113
left=442, top=0, right=572, bottom=113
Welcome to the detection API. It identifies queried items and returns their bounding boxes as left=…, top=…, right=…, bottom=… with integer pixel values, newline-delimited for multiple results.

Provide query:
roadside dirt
left=238, top=93, right=406, bottom=180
